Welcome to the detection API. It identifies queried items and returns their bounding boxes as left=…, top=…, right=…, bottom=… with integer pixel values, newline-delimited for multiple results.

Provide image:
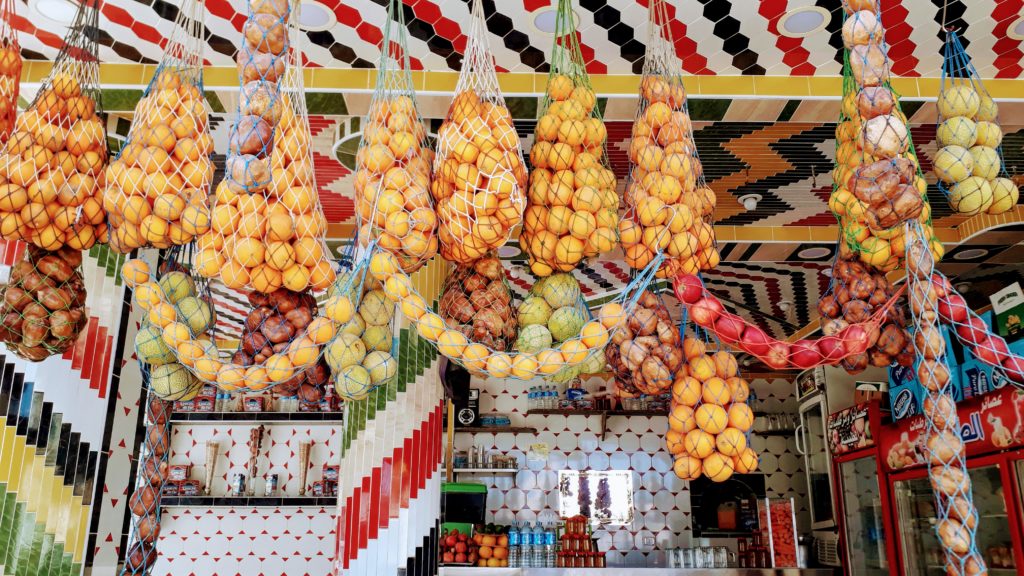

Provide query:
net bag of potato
left=903, top=219, right=988, bottom=576
left=105, top=0, right=214, bottom=253
left=523, top=0, right=617, bottom=277
left=0, top=0, right=106, bottom=251
left=669, top=325, right=757, bottom=483
left=198, top=1, right=335, bottom=294
left=0, top=0, right=21, bottom=145
left=817, top=247, right=912, bottom=374
left=0, top=245, right=87, bottom=361
left=353, top=0, right=437, bottom=273
left=606, top=289, right=682, bottom=398
left=120, top=397, right=174, bottom=575
left=620, top=0, right=718, bottom=280
left=934, top=30, right=1019, bottom=216
left=830, top=2, right=942, bottom=272
left=431, top=0, right=527, bottom=264
left=439, top=254, right=518, bottom=354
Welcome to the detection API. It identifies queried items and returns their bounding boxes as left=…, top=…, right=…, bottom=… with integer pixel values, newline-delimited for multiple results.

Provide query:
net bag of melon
left=817, top=245, right=913, bottom=374
left=0, top=0, right=22, bottom=145
left=668, top=321, right=757, bottom=483
left=0, top=0, right=106, bottom=251
left=430, top=0, right=527, bottom=265
left=904, top=219, right=988, bottom=576
left=832, top=2, right=942, bottom=272
left=933, top=30, right=1019, bottom=217
left=353, top=0, right=437, bottom=274
left=523, top=0, right=617, bottom=277
left=0, top=245, right=88, bottom=360
left=105, top=0, right=214, bottom=254
left=605, top=287, right=683, bottom=398
left=197, top=0, right=336, bottom=295
left=120, top=396, right=175, bottom=575
left=620, top=0, right=718, bottom=281
left=516, top=271, right=607, bottom=383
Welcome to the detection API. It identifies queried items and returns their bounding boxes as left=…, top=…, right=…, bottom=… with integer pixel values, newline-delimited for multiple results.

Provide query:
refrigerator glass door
left=839, top=456, right=887, bottom=575
left=894, top=464, right=1013, bottom=575
left=801, top=396, right=834, bottom=528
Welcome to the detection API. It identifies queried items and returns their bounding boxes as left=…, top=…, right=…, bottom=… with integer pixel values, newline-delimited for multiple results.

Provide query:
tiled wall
left=454, top=375, right=811, bottom=566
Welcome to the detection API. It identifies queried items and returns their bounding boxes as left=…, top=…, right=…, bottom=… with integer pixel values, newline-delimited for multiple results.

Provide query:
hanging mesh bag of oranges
left=430, top=0, right=527, bottom=265
left=829, top=2, right=942, bottom=272
left=668, top=323, right=757, bottom=483
left=105, top=0, right=214, bottom=254
left=353, top=0, right=437, bottom=273
left=620, top=0, right=719, bottom=280
left=523, top=0, right=618, bottom=277
left=0, top=0, right=22, bottom=146
left=933, top=30, right=1019, bottom=217
left=196, top=0, right=335, bottom=295
left=0, top=0, right=106, bottom=251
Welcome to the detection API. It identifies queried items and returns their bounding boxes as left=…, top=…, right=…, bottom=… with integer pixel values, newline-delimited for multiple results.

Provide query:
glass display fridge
left=796, top=367, right=835, bottom=531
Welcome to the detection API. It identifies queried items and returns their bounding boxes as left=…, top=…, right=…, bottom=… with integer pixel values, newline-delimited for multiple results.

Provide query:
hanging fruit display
left=105, top=7, right=214, bottom=253
left=933, top=30, right=1019, bottom=215
left=353, top=0, right=437, bottom=273
left=431, top=0, right=526, bottom=264
left=122, top=398, right=173, bottom=575
left=0, top=0, right=22, bottom=145
left=605, top=290, right=682, bottom=397
left=523, top=0, right=618, bottom=276
left=325, top=273, right=397, bottom=401
left=620, top=0, right=718, bottom=278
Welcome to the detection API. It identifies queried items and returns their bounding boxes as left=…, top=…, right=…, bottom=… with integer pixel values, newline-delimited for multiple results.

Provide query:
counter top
left=440, top=568, right=836, bottom=576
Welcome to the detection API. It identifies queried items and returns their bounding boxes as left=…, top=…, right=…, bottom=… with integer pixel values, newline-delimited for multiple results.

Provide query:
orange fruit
left=673, top=455, right=702, bottom=480
left=695, top=404, right=728, bottom=434
left=683, top=429, right=715, bottom=459
left=672, top=376, right=702, bottom=407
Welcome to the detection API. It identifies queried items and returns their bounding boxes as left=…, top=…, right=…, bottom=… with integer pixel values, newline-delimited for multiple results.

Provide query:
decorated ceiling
left=13, top=0, right=1024, bottom=79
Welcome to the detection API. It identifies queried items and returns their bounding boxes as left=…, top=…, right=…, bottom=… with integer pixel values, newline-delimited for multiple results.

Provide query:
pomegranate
left=713, top=313, right=746, bottom=344
left=674, top=274, right=704, bottom=305
left=839, top=324, right=870, bottom=355
left=973, top=335, right=1009, bottom=367
left=936, top=292, right=969, bottom=324
left=790, top=339, right=824, bottom=369
left=1000, top=355, right=1024, bottom=383
left=954, top=316, right=988, bottom=346
left=738, top=325, right=772, bottom=357
left=762, top=341, right=791, bottom=370
left=690, top=297, right=723, bottom=328
left=817, top=336, right=846, bottom=364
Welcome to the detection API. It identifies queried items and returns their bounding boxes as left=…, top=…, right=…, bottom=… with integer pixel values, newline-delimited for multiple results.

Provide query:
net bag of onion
left=353, top=0, right=437, bottom=273
left=105, top=0, right=214, bottom=253
left=120, top=396, right=174, bottom=575
left=198, top=0, right=336, bottom=294
left=515, top=271, right=606, bottom=383
left=523, top=0, right=618, bottom=277
left=0, top=245, right=87, bottom=361
left=0, top=0, right=106, bottom=251
left=606, top=289, right=683, bottom=398
left=0, top=0, right=21, bottom=145
left=669, top=323, right=757, bottom=483
left=439, top=254, right=518, bottom=355
left=430, top=0, right=527, bottom=265
left=904, top=219, right=989, bottom=576
left=830, top=1, right=942, bottom=271
left=933, top=30, right=1019, bottom=216
left=620, top=0, right=718, bottom=280
left=324, top=252, right=397, bottom=401
left=817, top=247, right=913, bottom=374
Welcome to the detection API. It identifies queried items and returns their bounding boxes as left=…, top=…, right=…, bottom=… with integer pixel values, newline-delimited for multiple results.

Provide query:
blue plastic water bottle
left=508, top=522, right=520, bottom=567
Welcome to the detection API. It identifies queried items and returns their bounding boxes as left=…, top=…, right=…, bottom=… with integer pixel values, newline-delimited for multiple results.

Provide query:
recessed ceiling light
left=779, top=6, right=830, bottom=38
left=739, top=194, right=761, bottom=210
left=798, top=246, right=832, bottom=260
left=1010, top=15, right=1024, bottom=40
left=34, top=0, right=77, bottom=24
left=297, top=1, right=336, bottom=32
left=953, top=248, right=988, bottom=261
left=532, top=7, right=579, bottom=35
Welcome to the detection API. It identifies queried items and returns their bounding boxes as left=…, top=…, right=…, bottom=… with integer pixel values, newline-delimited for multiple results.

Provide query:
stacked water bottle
left=507, top=521, right=557, bottom=567
left=527, top=385, right=561, bottom=411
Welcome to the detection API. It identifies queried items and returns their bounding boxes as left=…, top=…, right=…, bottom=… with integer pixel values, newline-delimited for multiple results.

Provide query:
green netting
left=0, top=0, right=107, bottom=250
left=934, top=30, right=1019, bottom=216
left=106, top=0, right=214, bottom=253
left=523, top=0, right=618, bottom=277
left=431, top=0, right=527, bottom=264
left=621, top=0, right=718, bottom=280
left=0, top=0, right=21, bottom=145
left=0, top=245, right=88, bottom=361
left=353, top=0, right=437, bottom=274
left=831, top=4, right=942, bottom=272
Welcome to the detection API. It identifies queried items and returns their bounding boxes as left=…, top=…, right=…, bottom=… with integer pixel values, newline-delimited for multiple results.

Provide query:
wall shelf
left=170, top=412, right=343, bottom=423
left=452, top=468, right=518, bottom=475
left=526, top=408, right=668, bottom=439
left=161, top=495, right=336, bottom=508
left=453, top=426, right=537, bottom=434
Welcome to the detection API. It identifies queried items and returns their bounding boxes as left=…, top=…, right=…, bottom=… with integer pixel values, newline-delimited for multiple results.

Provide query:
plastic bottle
left=528, top=387, right=536, bottom=411
left=544, top=522, right=556, bottom=567
left=508, top=522, right=520, bottom=568
left=520, top=522, right=533, bottom=567
left=532, top=522, right=544, bottom=567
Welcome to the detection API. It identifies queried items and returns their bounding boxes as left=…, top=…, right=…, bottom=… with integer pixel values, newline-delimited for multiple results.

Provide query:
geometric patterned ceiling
left=12, top=0, right=1024, bottom=78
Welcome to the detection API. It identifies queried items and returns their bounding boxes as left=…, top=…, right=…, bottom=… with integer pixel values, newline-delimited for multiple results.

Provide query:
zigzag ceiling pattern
left=11, top=0, right=1024, bottom=78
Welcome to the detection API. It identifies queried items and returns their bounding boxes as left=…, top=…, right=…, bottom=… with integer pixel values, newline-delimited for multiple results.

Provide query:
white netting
left=354, top=0, right=437, bottom=273
left=0, top=0, right=107, bottom=250
left=0, top=0, right=21, bottom=145
left=621, top=0, right=718, bottom=280
left=430, top=0, right=527, bottom=264
left=105, top=0, right=213, bottom=253
left=606, top=290, right=682, bottom=396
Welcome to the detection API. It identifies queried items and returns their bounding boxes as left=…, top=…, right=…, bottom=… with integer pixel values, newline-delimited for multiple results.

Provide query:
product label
left=827, top=403, right=873, bottom=455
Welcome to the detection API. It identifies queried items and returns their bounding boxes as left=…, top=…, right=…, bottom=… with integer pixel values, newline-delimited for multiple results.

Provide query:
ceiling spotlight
left=955, top=282, right=971, bottom=293
left=741, top=357, right=753, bottom=367
left=739, top=194, right=762, bottom=211
left=1010, top=15, right=1024, bottom=40
left=297, top=1, right=336, bottom=31
left=779, top=6, right=830, bottom=38
left=779, top=300, right=793, bottom=313
left=33, top=0, right=77, bottom=24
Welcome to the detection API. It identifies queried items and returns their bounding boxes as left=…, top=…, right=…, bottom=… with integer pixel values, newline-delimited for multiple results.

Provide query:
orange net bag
left=0, top=0, right=106, bottom=250
left=430, top=0, right=527, bottom=264
left=0, top=0, right=21, bottom=145
left=105, top=0, right=214, bottom=253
